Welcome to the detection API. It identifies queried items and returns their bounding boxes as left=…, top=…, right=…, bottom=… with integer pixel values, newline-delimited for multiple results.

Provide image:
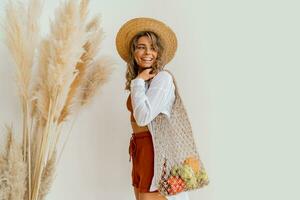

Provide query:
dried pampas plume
left=0, top=126, right=27, bottom=200
left=58, top=14, right=105, bottom=124
left=37, top=151, right=56, bottom=200
left=0, top=0, right=114, bottom=199
left=79, top=57, right=115, bottom=106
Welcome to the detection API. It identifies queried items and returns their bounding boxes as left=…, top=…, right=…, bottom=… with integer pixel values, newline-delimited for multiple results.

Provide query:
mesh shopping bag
left=151, top=70, right=209, bottom=196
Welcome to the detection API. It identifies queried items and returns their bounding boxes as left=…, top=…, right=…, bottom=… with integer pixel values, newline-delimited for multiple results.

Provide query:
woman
left=116, top=17, right=192, bottom=200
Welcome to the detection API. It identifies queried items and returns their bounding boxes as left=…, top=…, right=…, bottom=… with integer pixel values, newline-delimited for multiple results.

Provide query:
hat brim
left=116, top=17, right=177, bottom=65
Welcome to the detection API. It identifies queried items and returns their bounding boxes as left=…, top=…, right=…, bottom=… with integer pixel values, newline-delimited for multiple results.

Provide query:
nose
left=145, top=48, right=152, bottom=54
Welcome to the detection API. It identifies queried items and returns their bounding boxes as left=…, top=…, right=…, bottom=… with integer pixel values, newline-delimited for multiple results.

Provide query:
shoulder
left=152, top=70, right=173, bottom=83
left=148, top=70, right=174, bottom=90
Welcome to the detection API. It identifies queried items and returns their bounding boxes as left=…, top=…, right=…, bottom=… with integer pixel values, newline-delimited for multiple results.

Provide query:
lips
left=141, top=57, right=153, bottom=61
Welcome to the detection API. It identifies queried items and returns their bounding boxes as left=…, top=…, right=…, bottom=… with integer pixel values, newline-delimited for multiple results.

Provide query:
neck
left=138, top=67, right=152, bottom=73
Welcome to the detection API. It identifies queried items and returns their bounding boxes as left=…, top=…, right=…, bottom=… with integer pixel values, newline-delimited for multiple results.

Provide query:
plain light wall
left=0, top=0, right=299, bottom=200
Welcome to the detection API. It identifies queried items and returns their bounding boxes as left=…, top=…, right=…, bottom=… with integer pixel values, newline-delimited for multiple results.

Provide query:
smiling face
left=134, top=36, right=158, bottom=70
left=125, top=31, right=164, bottom=90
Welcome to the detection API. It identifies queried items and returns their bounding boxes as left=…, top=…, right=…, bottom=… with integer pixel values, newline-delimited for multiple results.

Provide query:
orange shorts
left=129, top=131, right=157, bottom=193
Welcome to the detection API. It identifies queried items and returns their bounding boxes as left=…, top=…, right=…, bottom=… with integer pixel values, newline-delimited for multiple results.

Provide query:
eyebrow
left=136, top=43, right=153, bottom=47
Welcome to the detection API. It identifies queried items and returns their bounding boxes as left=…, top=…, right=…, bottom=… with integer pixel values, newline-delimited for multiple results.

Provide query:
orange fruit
left=184, top=156, right=201, bottom=172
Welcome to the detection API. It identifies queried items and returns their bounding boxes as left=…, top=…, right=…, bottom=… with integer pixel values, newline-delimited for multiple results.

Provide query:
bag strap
left=162, top=69, right=180, bottom=97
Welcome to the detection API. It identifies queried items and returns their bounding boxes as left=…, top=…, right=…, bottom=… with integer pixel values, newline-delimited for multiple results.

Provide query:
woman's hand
left=137, top=68, right=157, bottom=81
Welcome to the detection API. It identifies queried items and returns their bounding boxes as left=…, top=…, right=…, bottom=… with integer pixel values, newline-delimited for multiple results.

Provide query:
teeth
left=142, top=58, right=152, bottom=61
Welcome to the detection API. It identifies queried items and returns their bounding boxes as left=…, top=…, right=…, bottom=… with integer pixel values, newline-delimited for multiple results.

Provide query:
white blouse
left=130, top=70, right=190, bottom=200
left=130, top=70, right=175, bottom=127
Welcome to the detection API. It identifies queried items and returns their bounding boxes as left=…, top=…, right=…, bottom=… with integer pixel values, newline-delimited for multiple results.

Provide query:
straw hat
left=115, top=17, right=177, bottom=64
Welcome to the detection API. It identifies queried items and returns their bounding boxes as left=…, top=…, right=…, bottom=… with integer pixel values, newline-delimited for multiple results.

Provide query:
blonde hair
left=125, top=31, right=165, bottom=91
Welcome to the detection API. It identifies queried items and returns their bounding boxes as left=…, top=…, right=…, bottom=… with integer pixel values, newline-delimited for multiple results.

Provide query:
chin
left=141, top=65, right=153, bottom=68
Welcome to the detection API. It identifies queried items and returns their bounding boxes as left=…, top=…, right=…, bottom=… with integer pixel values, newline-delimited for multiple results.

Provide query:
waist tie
left=129, top=131, right=151, bottom=162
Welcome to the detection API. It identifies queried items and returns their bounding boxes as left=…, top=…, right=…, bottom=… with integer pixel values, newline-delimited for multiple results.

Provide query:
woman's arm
left=130, top=71, right=175, bottom=126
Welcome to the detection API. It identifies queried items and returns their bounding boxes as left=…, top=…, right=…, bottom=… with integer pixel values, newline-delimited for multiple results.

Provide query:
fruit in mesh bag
left=178, top=164, right=194, bottom=180
left=170, top=165, right=181, bottom=176
left=183, top=156, right=201, bottom=173
left=167, top=176, right=186, bottom=195
left=196, top=170, right=209, bottom=185
left=186, top=176, right=198, bottom=189
left=178, top=164, right=198, bottom=189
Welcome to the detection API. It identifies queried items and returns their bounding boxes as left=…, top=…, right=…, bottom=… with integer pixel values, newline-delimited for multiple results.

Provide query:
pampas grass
left=58, top=14, right=105, bottom=123
left=37, top=151, right=56, bottom=200
left=0, top=126, right=27, bottom=200
left=78, top=57, right=114, bottom=106
left=0, top=0, right=114, bottom=199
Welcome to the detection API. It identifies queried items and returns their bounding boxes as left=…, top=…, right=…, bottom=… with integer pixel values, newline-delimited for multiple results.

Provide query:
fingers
left=144, top=68, right=152, bottom=73
left=149, top=72, right=156, bottom=78
left=138, top=68, right=157, bottom=80
left=146, top=68, right=156, bottom=79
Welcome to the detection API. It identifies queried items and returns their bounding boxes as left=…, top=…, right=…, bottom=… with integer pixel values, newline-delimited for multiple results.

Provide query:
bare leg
left=139, top=192, right=167, bottom=200
left=134, top=187, right=140, bottom=200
